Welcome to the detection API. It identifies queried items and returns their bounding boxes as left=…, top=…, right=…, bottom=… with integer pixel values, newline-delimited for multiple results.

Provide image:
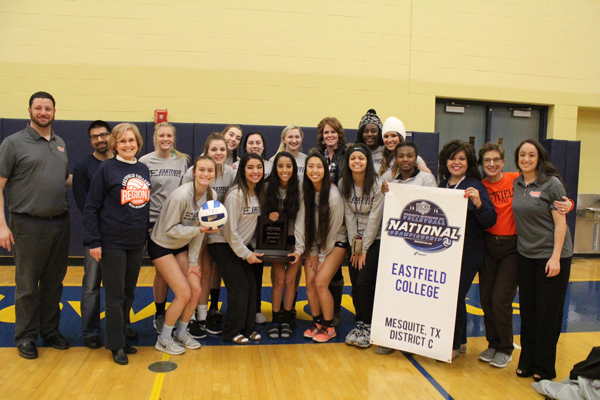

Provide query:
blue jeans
left=81, top=246, right=102, bottom=338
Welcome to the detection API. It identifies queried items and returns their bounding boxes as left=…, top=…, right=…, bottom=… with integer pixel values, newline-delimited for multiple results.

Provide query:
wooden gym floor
left=0, top=258, right=599, bottom=400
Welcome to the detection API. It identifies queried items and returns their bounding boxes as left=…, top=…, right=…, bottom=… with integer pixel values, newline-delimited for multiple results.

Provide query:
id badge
left=352, top=235, right=363, bottom=255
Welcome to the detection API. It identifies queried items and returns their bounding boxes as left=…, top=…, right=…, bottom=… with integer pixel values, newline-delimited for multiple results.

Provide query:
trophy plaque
left=255, top=212, right=294, bottom=263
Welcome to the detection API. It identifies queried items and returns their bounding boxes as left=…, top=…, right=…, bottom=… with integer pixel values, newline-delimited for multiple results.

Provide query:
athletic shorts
left=147, top=238, right=188, bottom=261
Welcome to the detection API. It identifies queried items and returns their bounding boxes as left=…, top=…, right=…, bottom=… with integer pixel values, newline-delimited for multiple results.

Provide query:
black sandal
left=268, top=323, right=280, bottom=339
left=516, top=368, right=533, bottom=378
left=280, top=322, right=292, bottom=339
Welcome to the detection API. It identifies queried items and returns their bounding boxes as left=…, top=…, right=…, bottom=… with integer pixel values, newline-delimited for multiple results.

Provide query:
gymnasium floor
left=0, top=259, right=599, bottom=400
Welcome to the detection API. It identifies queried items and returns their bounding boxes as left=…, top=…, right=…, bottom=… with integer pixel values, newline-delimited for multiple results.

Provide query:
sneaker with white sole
left=153, top=314, right=165, bottom=334
left=174, top=331, right=201, bottom=350
left=188, top=319, right=207, bottom=339
left=303, top=323, right=322, bottom=339
left=354, top=325, right=371, bottom=348
left=490, top=352, right=512, bottom=368
left=313, top=326, right=336, bottom=343
left=479, top=348, right=496, bottom=362
left=155, top=336, right=185, bottom=355
left=345, top=322, right=364, bottom=345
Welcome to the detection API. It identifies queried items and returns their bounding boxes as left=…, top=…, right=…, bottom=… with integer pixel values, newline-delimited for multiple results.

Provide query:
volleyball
left=199, top=200, right=228, bottom=230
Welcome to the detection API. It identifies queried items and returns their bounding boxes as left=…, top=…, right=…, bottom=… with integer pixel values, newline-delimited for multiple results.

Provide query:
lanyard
left=446, top=175, right=466, bottom=189
left=352, top=183, right=363, bottom=236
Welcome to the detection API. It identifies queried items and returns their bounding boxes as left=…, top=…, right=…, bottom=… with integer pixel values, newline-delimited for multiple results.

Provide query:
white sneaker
left=255, top=313, right=267, bottom=324
left=174, top=331, right=201, bottom=350
left=155, top=336, right=185, bottom=355
left=490, top=352, right=512, bottom=368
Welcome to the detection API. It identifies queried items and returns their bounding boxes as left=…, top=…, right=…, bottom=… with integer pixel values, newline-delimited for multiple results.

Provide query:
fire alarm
left=154, top=109, right=168, bottom=124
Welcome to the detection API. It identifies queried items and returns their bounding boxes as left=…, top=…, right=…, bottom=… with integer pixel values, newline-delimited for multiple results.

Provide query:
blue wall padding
left=542, top=139, right=581, bottom=239
left=0, top=118, right=440, bottom=256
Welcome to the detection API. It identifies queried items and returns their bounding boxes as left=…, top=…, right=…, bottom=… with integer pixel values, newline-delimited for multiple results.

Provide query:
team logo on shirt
left=385, top=200, right=461, bottom=253
left=121, top=174, right=151, bottom=208
left=529, top=191, right=541, bottom=198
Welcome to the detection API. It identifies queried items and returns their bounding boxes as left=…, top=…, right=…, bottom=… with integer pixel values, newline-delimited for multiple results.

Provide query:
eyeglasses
left=90, top=132, right=109, bottom=141
left=483, top=157, right=503, bottom=165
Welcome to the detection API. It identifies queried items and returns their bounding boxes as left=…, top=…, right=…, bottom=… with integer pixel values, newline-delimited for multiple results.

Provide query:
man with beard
left=73, top=120, right=114, bottom=349
left=0, top=92, right=72, bottom=359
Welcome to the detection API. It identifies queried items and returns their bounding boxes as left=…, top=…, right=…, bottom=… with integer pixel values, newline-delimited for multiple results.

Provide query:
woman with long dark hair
left=512, top=140, right=573, bottom=381
left=338, top=143, right=384, bottom=349
left=438, top=140, right=497, bottom=360
left=264, top=152, right=302, bottom=339
left=207, top=153, right=265, bottom=344
left=296, top=151, right=346, bottom=343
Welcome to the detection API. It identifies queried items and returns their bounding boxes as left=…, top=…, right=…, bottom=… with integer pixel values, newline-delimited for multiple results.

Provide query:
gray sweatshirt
left=269, top=152, right=308, bottom=175
left=339, top=177, right=385, bottom=253
left=182, top=164, right=236, bottom=202
left=232, top=159, right=273, bottom=178
left=380, top=168, right=437, bottom=187
left=139, top=152, right=188, bottom=222
left=294, top=184, right=345, bottom=262
left=209, top=186, right=261, bottom=259
left=150, top=183, right=217, bottom=266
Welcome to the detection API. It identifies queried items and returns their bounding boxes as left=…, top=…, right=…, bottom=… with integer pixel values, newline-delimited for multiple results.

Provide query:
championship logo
left=121, top=176, right=150, bottom=208
left=385, top=200, right=461, bottom=253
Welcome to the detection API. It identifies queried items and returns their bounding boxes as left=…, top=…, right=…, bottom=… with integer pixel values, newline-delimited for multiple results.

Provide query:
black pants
left=517, top=254, right=571, bottom=379
left=11, top=212, right=70, bottom=346
left=253, top=264, right=264, bottom=312
left=349, top=240, right=380, bottom=325
left=208, top=243, right=256, bottom=341
left=480, top=235, right=519, bottom=355
left=453, top=257, right=480, bottom=350
left=100, top=247, right=143, bottom=350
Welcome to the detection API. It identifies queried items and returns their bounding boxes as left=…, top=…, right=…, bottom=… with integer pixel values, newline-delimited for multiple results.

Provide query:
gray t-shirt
left=0, top=125, right=69, bottom=217
left=512, top=175, right=573, bottom=259
left=139, top=152, right=188, bottom=222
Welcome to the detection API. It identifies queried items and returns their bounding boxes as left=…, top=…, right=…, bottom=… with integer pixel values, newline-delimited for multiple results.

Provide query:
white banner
left=371, top=184, right=468, bottom=363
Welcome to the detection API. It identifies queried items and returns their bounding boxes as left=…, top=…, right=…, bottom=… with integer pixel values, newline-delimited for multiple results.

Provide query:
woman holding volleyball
left=208, top=153, right=265, bottom=344
left=149, top=155, right=218, bottom=354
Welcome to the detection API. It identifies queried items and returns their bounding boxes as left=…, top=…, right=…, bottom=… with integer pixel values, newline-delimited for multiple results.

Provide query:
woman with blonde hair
left=270, top=125, right=308, bottom=174
left=140, top=122, right=190, bottom=335
left=84, top=123, right=151, bottom=365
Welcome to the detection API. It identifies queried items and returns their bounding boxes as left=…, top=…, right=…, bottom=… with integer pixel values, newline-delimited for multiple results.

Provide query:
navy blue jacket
left=83, top=158, right=151, bottom=250
left=439, top=176, right=497, bottom=269
left=73, top=154, right=103, bottom=213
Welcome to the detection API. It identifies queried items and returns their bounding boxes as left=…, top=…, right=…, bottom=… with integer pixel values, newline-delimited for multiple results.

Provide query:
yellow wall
left=1, top=0, right=600, bottom=190
left=577, top=108, right=600, bottom=194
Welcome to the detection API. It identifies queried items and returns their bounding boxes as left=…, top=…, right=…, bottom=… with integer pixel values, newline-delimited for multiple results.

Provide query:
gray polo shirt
left=0, top=125, right=69, bottom=217
left=512, top=175, right=573, bottom=259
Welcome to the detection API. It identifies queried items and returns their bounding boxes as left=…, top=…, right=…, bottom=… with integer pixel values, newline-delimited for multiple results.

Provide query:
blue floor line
left=404, top=353, right=454, bottom=400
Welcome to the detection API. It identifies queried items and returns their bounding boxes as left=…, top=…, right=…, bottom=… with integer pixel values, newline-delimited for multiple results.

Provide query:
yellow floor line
left=149, top=352, right=171, bottom=400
